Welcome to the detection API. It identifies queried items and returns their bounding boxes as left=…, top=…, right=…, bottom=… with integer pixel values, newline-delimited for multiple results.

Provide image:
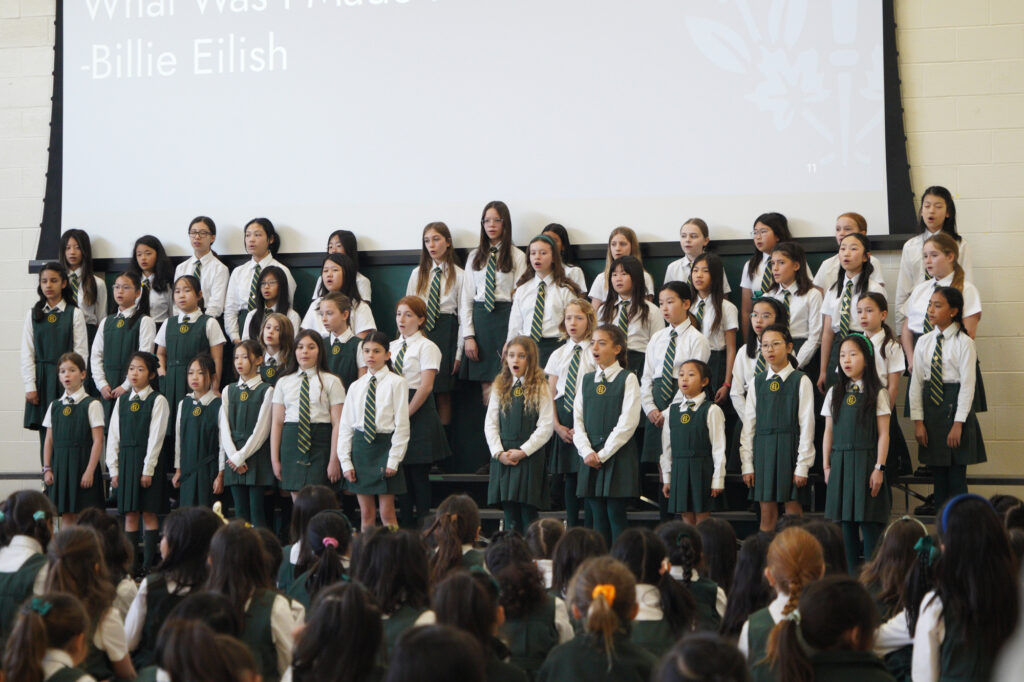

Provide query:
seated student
left=719, top=533, right=774, bottom=643
left=285, top=511, right=352, bottom=611
left=277, top=485, right=340, bottom=593
left=424, top=494, right=484, bottom=583
left=525, top=518, right=564, bottom=591
left=385, top=624, right=486, bottom=682
left=549, top=527, right=608, bottom=603
left=2, top=591, right=95, bottom=682
left=655, top=521, right=727, bottom=632
left=0, top=491, right=54, bottom=645
left=656, top=632, right=750, bottom=682
left=74, top=508, right=137, bottom=621
left=695, top=518, right=738, bottom=597
left=158, top=620, right=262, bottom=682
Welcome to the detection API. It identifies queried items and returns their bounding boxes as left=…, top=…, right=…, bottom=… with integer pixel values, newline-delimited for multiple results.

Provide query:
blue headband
left=940, top=493, right=992, bottom=534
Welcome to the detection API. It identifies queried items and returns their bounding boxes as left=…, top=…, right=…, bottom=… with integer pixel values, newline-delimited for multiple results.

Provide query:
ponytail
left=587, top=583, right=621, bottom=663
left=3, top=593, right=89, bottom=682
left=425, top=495, right=480, bottom=584
left=952, top=262, right=965, bottom=291
left=304, top=511, right=353, bottom=603
left=569, top=557, right=637, bottom=669
left=766, top=613, right=813, bottom=682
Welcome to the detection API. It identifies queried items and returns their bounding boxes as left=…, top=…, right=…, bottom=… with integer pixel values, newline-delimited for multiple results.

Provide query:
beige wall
left=0, top=1, right=1021, bottom=497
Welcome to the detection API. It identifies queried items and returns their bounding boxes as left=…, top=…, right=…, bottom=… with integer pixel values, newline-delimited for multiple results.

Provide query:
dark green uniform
left=161, top=314, right=213, bottom=430
left=810, top=650, right=896, bottom=682
left=276, top=546, right=297, bottom=591
left=938, top=611, right=994, bottom=682
left=176, top=394, right=222, bottom=508
left=750, top=371, right=809, bottom=504
left=241, top=589, right=279, bottom=682
left=383, top=603, right=428, bottom=656
left=45, top=664, right=92, bottom=682
left=345, top=432, right=407, bottom=496
left=500, top=594, right=559, bottom=679
left=630, top=618, right=675, bottom=657
left=115, top=391, right=165, bottom=515
left=0, top=552, right=46, bottom=647
left=99, top=312, right=145, bottom=423
left=425, top=312, right=458, bottom=393
left=641, top=355, right=677, bottom=464
left=224, top=382, right=275, bottom=487
left=666, top=400, right=715, bottom=514
left=746, top=607, right=776, bottom=682
left=280, top=422, right=332, bottom=491
left=325, top=334, right=361, bottom=390
left=918, top=383, right=985, bottom=467
left=461, top=548, right=486, bottom=572
left=46, top=396, right=105, bottom=514
left=536, top=631, right=657, bottom=682
left=824, top=389, right=890, bottom=523
left=488, top=387, right=549, bottom=520
left=260, top=358, right=283, bottom=386
left=131, top=574, right=188, bottom=669
left=24, top=306, right=75, bottom=430
left=465, top=300, right=512, bottom=381
left=576, top=370, right=639, bottom=499
left=486, top=638, right=530, bottom=682
left=685, top=576, right=722, bottom=631
left=285, top=567, right=349, bottom=611
left=549, top=399, right=580, bottom=475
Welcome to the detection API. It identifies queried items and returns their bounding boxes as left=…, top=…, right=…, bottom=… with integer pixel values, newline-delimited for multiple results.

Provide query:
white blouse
left=739, top=364, right=816, bottom=477
left=507, top=274, right=578, bottom=341
left=405, top=262, right=466, bottom=316
left=68, top=268, right=108, bottom=327
left=460, top=244, right=529, bottom=337
left=821, top=384, right=891, bottom=418
left=659, top=392, right=726, bottom=490
left=302, top=298, right=376, bottom=336
left=241, top=307, right=302, bottom=341
left=869, top=330, right=906, bottom=384
left=821, top=272, right=886, bottom=334
left=565, top=265, right=587, bottom=292
left=596, top=298, right=666, bottom=354
left=765, top=284, right=822, bottom=368
left=589, top=269, right=655, bottom=302
left=20, top=301, right=89, bottom=392
left=664, top=256, right=732, bottom=293
left=738, top=252, right=772, bottom=292
left=272, top=369, right=346, bottom=423
left=693, top=295, right=740, bottom=351
left=640, top=320, right=711, bottom=414
left=219, top=376, right=274, bottom=470
left=571, top=362, right=642, bottom=462
left=154, top=310, right=227, bottom=348
left=545, top=339, right=596, bottom=400
left=895, top=231, right=972, bottom=331
left=174, top=251, right=230, bottom=318
left=225, top=255, right=298, bottom=342
left=909, top=324, right=976, bottom=423
left=901, top=274, right=982, bottom=335
left=42, top=387, right=105, bottom=429
left=484, top=379, right=555, bottom=457
left=105, top=386, right=170, bottom=478
left=91, top=307, right=157, bottom=392
left=337, top=367, right=411, bottom=471
left=730, top=344, right=760, bottom=419
left=389, top=332, right=442, bottom=391
left=174, top=390, right=224, bottom=470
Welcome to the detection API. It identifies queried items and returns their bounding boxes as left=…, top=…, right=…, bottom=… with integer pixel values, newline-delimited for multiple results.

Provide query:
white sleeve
left=139, top=316, right=157, bottom=353
left=73, top=308, right=89, bottom=363
left=154, top=320, right=168, bottom=348
left=796, top=291, right=823, bottom=369
left=895, top=244, right=916, bottom=333
left=571, top=381, right=594, bottom=457
left=506, top=291, right=525, bottom=342
left=821, top=388, right=835, bottom=418
left=224, top=268, right=243, bottom=341
left=327, top=374, right=346, bottom=406
left=106, top=398, right=121, bottom=476
left=94, top=608, right=129, bottom=663
left=352, top=302, right=376, bottom=335
left=357, top=273, right=372, bottom=302
left=386, top=381, right=411, bottom=470
left=21, top=310, right=36, bottom=392
left=205, top=317, right=227, bottom=346
left=520, top=386, right=555, bottom=456
left=124, top=579, right=149, bottom=652
left=207, top=260, right=230, bottom=319
left=708, top=404, right=726, bottom=489
left=911, top=593, right=943, bottom=682
left=337, top=394, right=356, bottom=472
left=553, top=597, right=574, bottom=644
left=909, top=342, right=927, bottom=421
left=738, top=620, right=751, bottom=658
left=484, top=392, right=503, bottom=457
left=87, top=399, right=105, bottom=428
left=739, top=386, right=757, bottom=475
left=954, top=336, right=976, bottom=423
left=421, top=341, right=442, bottom=372
left=143, top=396, right=170, bottom=477
left=270, top=594, right=297, bottom=675
left=715, top=587, right=727, bottom=619
left=639, top=340, right=658, bottom=414
left=874, top=610, right=913, bottom=657
left=92, top=319, right=108, bottom=390
left=660, top=409, right=672, bottom=483
left=459, top=261, right=476, bottom=337
left=173, top=403, right=184, bottom=469
left=229, top=388, right=274, bottom=468
left=41, top=402, right=54, bottom=429
left=794, top=376, right=816, bottom=477
left=596, top=373, right=642, bottom=463
left=405, top=269, right=419, bottom=297
left=731, top=351, right=749, bottom=418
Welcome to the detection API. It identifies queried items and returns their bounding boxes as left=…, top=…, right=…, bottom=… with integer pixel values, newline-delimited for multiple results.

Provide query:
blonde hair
left=492, top=336, right=550, bottom=414
left=601, top=226, right=642, bottom=285
left=924, top=232, right=965, bottom=291
left=558, top=298, right=597, bottom=341
left=568, top=556, right=637, bottom=666
left=766, top=528, right=825, bottom=616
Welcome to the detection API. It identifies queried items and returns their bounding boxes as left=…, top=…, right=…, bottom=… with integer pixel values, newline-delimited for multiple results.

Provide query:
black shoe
left=474, top=463, right=490, bottom=475
left=914, top=494, right=935, bottom=516
left=915, top=466, right=933, bottom=477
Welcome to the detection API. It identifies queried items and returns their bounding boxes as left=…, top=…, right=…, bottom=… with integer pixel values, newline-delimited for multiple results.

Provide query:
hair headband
left=883, top=515, right=928, bottom=539
left=940, top=493, right=992, bottom=534
left=845, top=332, right=874, bottom=357
left=531, top=234, right=557, bottom=250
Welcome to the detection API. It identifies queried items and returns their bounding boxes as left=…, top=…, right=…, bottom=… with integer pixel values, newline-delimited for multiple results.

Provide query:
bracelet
left=41, top=466, right=51, bottom=473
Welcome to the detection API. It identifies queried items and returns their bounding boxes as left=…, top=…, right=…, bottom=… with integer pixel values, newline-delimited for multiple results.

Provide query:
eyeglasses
left=749, top=312, right=775, bottom=320
left=762, top=341, right=787, bottom=350
left=188, top=230, right=212, bottom=238
left=259, top=280, right=279, bottom=288
left=751, top=229, right=773, bottom=238
left=112, top=284, right=135, bottom=292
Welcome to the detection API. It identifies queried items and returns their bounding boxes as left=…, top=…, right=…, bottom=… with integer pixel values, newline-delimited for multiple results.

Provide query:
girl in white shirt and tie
left=739, top=213, right=790, bottom=342
left=596, top=255, right=665, bottom=378
left=765, top=242, right=822, bottom=374
left=224, top=218, right=297, bottom=344
left=130, top=235, right=175, bottom=324
left=174, top=216, right=230, bottom=319
left=302, top=253, right=376, bottom=339
left=58, top=229, right=107, bottom=341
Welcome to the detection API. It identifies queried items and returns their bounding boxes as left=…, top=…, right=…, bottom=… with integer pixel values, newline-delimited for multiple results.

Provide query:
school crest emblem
left=179, top=324, right=190, bottom=334
left=192, top=406, right=202, bottom=417
left=596, top=384, right=607, bottom=395
left=240, top=391, right=249, bottom=402
left=332, top=344, right=341, bottom=355
left=265, top=367, right=276, bottom=378
left=513, top=386, right=524, bottom=397
left=846, top=394, right=857, bottom=406
left=47, top=313, right=57, bottom=323
left=769, top=380, right=781, bottom=392
left=116, top=318, right=125, bottom=328
left=62, top=406, right=72, bottom=417
left=680, top=413, right=691, bottom=424
left=130, top=401, right=141, bottom=412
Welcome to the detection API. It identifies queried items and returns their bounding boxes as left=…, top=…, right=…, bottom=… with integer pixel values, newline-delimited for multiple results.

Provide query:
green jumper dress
left=750, top=371, right=810, bottom=504
left=404, top=389, right=450, bottom=465
left=425, top=312, right=458, bottom=393
left=0, top=552, right=47, bottom=648
left=176, top=395, right=222, bottom=508
left=241, top=589, right=280, bottom=682
left=746, top=606, right=777, bottom=682
left=631, top=607, right=676, bottom=657
left=45, top=664, right=92, bottom=682
left=161, top=315, right=212, bottom=468
left=116, top=392, right=165, bottom=515
left=46, top=396, right=105, bottom=513
left=536, top=631, right=657, bottom=682
left=576, top=371, right=640, bottom=499
left=685, top=576, right=722, bottom=631
left=464, top=300, right=513, bottom=381
left=223, top=382, right=276, bottom=488
left=824, top=389, right=891, bottom=523
left=131, top=573, right=188, bottom=669
left=666, top=400, right=715, bottom=514
left=383, top=603, right=428, bottom=656
left=500, top=595, right=559, bottom=680
left=488, top=389, right=549, bottom=510
left=549, top=396, right=580, bottom=475
left=99, top=312, right=144, bottom=424
left=326, top=335, right=361, bottom=390
left=24, top=308, right=75, bottom=430
left=810, top=650, right=897, bottom=682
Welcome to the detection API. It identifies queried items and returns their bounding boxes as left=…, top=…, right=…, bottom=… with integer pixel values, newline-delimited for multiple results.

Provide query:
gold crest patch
left=265, top=368, right=276, bottom=378
left=846, top=394, right=857, bottom=406
left=596, top=384, right=607, bottom=396
left=332, top=345, right=341, bottom=355
left=240, top=391, right=249, bottom=402
left=192, top=406, right=202, bottom=417
left=130, top=402, right=141, bottom=412
left=680, top=413, right=691, bottom=424
left=62, top=406, right=72, bottom=417
left=769, top=380, right=781, bottom=392
left=513, top=386, right=524, bottom=397
left=179, top=324, right=190, bottom=334
left=47, top=313, right=57, bottom=324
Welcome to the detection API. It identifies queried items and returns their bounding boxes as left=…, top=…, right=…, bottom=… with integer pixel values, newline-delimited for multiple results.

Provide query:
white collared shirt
left=388, top=332, right=442, bottom=391
left=641, top=320, right=711, bottom=413
left=693, top=295, right=739, bottom=351
left=68, top=267, right=107, bottom=327
left=219, top=375, right=274, bottom=469
left=174, top=390, right=224, bottom=470
left=484, top=378, right=555, bottom=457
left=302, top=298, right=375, bottom=337
left=668, top=566, right=728, bottom=618
left=105, top=385, right=170, bottom=478
left=571, top=361, right=642, bottom=462
left=337, top=367, right=411, bottom=471
left=896, top=231, right=972, bottom=331
left=142, top=273, right=173, bottom=324
left=125, top=575, right=188, bottom=651
left=545, top=339, right=596, bottom=400
left=460, top=244, right=528, bottom=337
left=42, top=386, right=105, bottom=429
left=660, top=392, right=726, bottom=489
left=596, top=298, right=666, bottom=353
left=507, top=274, right=577, bottom=341
left=225, top=254, right=298, bottom=341
left=813, top=252, right=886, bottom=291
left=312, top=271, right=372, bottom=303
left=405, top=261, right=466, bottom=316
left=738, top=592, right=789, bottom=658
left=739, top=364, right=816, bottom=477
left=92, top=606, right=129, bottom=666
left=589, top=269, right=655, bottom=303
left=42, top=647, right=97, bottom=682
left=0, top=535, right=49, bottom=597
left=869, top=329, right=906, bottom=384
left=243, top=591, right=301, bottom=676
left=664, top=256, right=733, bottom=294
left=91, top=306, right=157, bottom=391
left=739, top=252, right=772, bottom=292
left=21, top=300, right=89, bottom=392
left=633, top=583, right=665, bottom=622
left=174, top=251, right=230, bottom=318
left=154, top=309, right=226, bottom=348
left=241, top=307, right=302, bottom=341
left=821, top=272, right=886, bottom=334
left=565, top=265, right=587, bottom=292
left=272, top=369, right=346, bottom=423
left=765, top=283, right=822, bottom=368
left=730, top=343, right=760, bottom=419
left=821, top=383, right=891, bottom=418
left=901, top=273, right=982, bottom=335
left=911, top=591, right=944, bottom=682
left=909, top=324, right=976, bottom=422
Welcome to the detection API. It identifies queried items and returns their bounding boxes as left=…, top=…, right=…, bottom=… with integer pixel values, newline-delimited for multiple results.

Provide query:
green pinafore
left=824, top=389, right=890, bottom=523
left=162, top=315, right=212, bottom=425
left=100, top=313, right=143, bottom=423
left=576, top=371, right=639, bottom=499
left=501, top=595, right=559, bottom=680
left=488, top=387, right=549, bottom=510
left=47, top=395, right=105, bottom=513
left=0, top=553, right=47, bottom=648
left=131, top=573, right=188, bottom=669
left=24, top=308, right=74, bottom=430
left=383, top=604, right=427, bottom=656
left=641, top=361, right=677, bottom=464
left=177, top=395, right=222, bottom=507
left=425, top=312, right=458, bottom=393
left=666, top=400, right=715, bottom=514
left=918, top=383, right=986, bottom=467
left=116, top=392, right=165, bottom=515
left=224, top=382, right=275, bottom=487
left=326, top=335, right=361, bottom=390
left=241, top=589, right=279, bottom=682
left=751, top=371, right=809, bottom=504
left=746, top=607, right=777, bottom=682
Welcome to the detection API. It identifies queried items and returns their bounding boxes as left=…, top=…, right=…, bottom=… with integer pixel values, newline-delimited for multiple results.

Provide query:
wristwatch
left=874, top=464, right=886, bottom=472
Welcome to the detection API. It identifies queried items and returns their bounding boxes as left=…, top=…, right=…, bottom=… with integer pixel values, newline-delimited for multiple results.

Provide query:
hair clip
left=322, top=537, right=339, bottom=549
left=592, top=584, right=616, bottom=605
left=32, top=511, right=46, bottom=522
left=784, top=609, right=801, bottom=624
left=29, top=597, right=52, bottom=616
left=211, top=501, right=229, bottom=525
left=913, top=536, right=940, bottom=567
left=0, top=511, right=5, bottom=522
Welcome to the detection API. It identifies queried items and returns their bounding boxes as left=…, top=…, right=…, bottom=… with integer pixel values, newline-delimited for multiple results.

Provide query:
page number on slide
left=806, top=163, right=818, bottom=174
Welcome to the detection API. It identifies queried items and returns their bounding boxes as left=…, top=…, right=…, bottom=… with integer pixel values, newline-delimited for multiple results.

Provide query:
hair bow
left=32, top=510, right=46, bottom=522
left=29, top=598, right=51, bottom=616
left=913, top=536, right=940, bottom=566
left=592, top=584, right=616, bottom=605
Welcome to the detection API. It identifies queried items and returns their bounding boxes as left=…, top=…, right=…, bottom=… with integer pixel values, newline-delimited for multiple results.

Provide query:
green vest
left=536, top=631, right=657, bottom=682
left=241, top=589, right=279, bottom=682
left=810, top=650, right=896, bottom=682
left=747, top=607, right=777, bottom=682
left=576, top=370, right=639, bottom=499
left=132, top=573, right=188, bottom=670
left=630, top=618, right=675, bottom=657
left=177, top=395, right=222, bottom=506
left=668, top=399, right=712, bottom=459
left=460, top=549, right=485, bottom=572
left=501, top=595, right=558, bottom=677
left=833, top=389, right=879, bottom=450
left=162, top=315, right=212, bottom=421
left=277, top=546, right=296, bottom=591
left=102, top=313, right=143, bottom=388
left=383, top=603, right=427, bottom=656
left=260, top=360, right=282, bottom=386
left=581, top=370, right=628, bottom=452
left=116, top=391, right=161, bottom=514
left=50, top=396, right=97, bottom=452
left=940, top=614, right=991, bottom=682
left=25, top=307, right=75, bottom=429
left=686, top=577, right=721, bottom=631
left=753, top=371, right=804, bottom=442
left=0, top=552, right=47, bottom=646
left=500, top=389, right=540, bottom=450
left=224, top=381, right=273, bottom=487
left=48, top=394, right=105, bottom=515
left=326, top=335, right=361, bottom=390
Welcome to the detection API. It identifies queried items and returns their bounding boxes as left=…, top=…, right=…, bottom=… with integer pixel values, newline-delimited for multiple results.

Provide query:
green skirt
left=918, top=383, right=986, bottom=467
left=344, top=432, right=407, bottom=496
left=24, top=361, right=59, bottom=430
left=464, top=301, right=512, bottom=381
left=280, top=422, right=332, bottom=491
left=825, top=336, right=843, bottom=391
left=667, top=455, right=714, bottom=514
left=178, top=450, right=219, bottom=509
left=48, top=446, right=105, bottom=515
left=488, top=445, right=549, bottom=509
left=425, top=313, right=459, bottom=394
left=903, top=333, right=987, bottom=417
left=406, top=391, right=451, bottom=465
left=536, top=337, right=562, bottom=369
left=224, top=443, right=276, bottom=488
left=824, top=448, right=891, bottom=523
left=576, top=442, right=639, bottom=499
left=548, top=401, right=579, bottom=475
left=625, top=350, right=645, bottom=379
left=641, top=414, right=668, bottom=464
left=117, top=448, right=164, bottom=515
left=751, top=428, right=810, bottom=505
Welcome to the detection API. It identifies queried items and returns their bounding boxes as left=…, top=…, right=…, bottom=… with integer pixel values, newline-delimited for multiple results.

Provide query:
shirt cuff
left=712, top=475, right=725, bottom=490
left=910, top=409, right=924, bottom=421
left=597, top=448, right=613, bottom=463
left=386, top=456, right=401, bottom=471
left=794, top=463, right=810, bottom=478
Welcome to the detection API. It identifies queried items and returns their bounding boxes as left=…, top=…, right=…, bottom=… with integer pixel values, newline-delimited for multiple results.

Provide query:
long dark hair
left=542, top=223, right=575, bottom=267
left=154, top=506, right=222, bottom=594
left=112, top=271, right=151, bottom=320
left=830, top=334, right=884, bottom=431
left=690, top=253, right=727, bottom=334
left=247, top=265, right=293, bottom=341
left=696, top=518, right=738, bottom=594
left=283, top=331, right=331, bottom=407
left=315, top=252, right=361, bottom=303
left=744, top=297, right=788, bottom=360
left=0, top=490, right=54, bottom=549
left=859, top=517, right=927, bottom=619
left=471, top=200, right=515, bottom=273
left=2, top=591, right=89, bottom=682
left=831, top=233, right=875, bottom=297
left=599, top=256, right=650, bottom=326
left=350, top=528, right=430, bottom=615
left=768, top=242, right=813, bottom=295
left=361, top=331, right=395, bottom=372
left=292, top=583, right=383, bottom=682
left=327, top=229, right=362, bottom=275
left=515, top=234, right=582, bottom=296
left=432, top=570, right=502, bottom=652
left=719, top=533, right=773, bottom=638
left=203, top=522, right=274, bottom=620
left=746, top=213, right=790, bottom=279
left=917, top=185, right=960, bottom=240
left=45, top=527, right=115, bottom=627
left=858, top=292, right=897, bottom=361
left=657, top=632, right=750, bottom=682
left=75, top=508, right=134, bottom=585
left=244, top=217, right=281, bottom=256
left=424, top=494, right=480, bottom=584
left=301, top=510, right=353, bottom=603
left=484, top=532, right=547, bottom=618
left=933, top=286, right=966, bottom=335
left=130, top=235, right=174, bottom=294
left=32, top=262, right=77, bottom=322
left=611, top=527, right=696, bottom=638
left=289, top=485, right=340, bottom=575
left=58, top=229, right=98, bottom=307
left=550, top=527, right=607, bottom=598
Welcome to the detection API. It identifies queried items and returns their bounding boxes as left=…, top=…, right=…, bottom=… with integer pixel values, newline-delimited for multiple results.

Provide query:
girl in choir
left=597, top=255, right=665, bottom=376
left=508, top=234, right=583, bottom=366
left=390, top=296, right=451, bottom=528
left=588, top=226, right=655, bottom=306
left=174, top=216, right=229, bottom=319
left=105, top=352, right=169, bottom=570
left=45, top=527, right=135, bottom=681
left=486, top=336, right=555, bottom=534
left=740, top=325, right=815, bottom=533
left=318, top=293, right=361, bottom=389
left=765, top=242, right=822, bottom=373
left=91, top=271, right=156, bottom=423
left=225, top=218, right=297, bottom=344
left=315, top=229, right=372, bottom=303
left=0, top=490, right=55, bottom=642
left=302, top=253, right=376, bottom=338
left=42, top=353, right=105, bottom=524
left=221, top=340, right=275, bottom=527
left=259, top=312, right=295, bottom=387
left=655, top=521, right=727, bottom=631
left=536, top=556, right=657, bottom=681
left=461, top=201, right=528, bottom=402
left=690, top=253, right=738, bottom=400
left=424, top=493, right=485, bottom=581
left=895, top=186, right=971, bottom=333
left=338, top=332, right=410, bottom=531
left=573, top=325, right=642, bottom=546
left=406, top=222, right=465, bottom=425
left=542, top=223, right=587, bottom=291
left=812, top=212, right=885, bottom=291
left=818, top=233, right=885, bottom=394
left=610, top=528, right=696, bottom=657
left=660, top=360, right=726, bottom=525
left=58, top=229, right=107, bottom=341
left=739, top=213, right=790, bottom=341
left=271, top=330, right=345, bottom=495
left=130, top=235, right=174, bottom=324
left=664, top=218, right=732, bottom=294
left=23, top=263, right=88, bottom=451
left=242, top=265, right=301, bottom=342
left=203, top=521, right=298, bottom=681
left=641, top=282, right=710, bottom=470
left=173, top=353, right=223, bottom=508
left=545, top=298, right=598, bottom=528
left=278, top=485, right=339, bottom=592
left=822, top=334, right=891, bottom=572
left=1, top=592, right=92, bottom=682
left=909, top=288, right=985, bottom=509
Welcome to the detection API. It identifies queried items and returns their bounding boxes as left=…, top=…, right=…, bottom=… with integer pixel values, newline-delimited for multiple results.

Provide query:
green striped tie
left=929, top=334, right=944, bottom=406
left=193, top=259, right=202, bottom=281
left=783, top=289, right=792, bottom=315
left=364, top=376, right=377, bottom=443
left=694, top=300, right=705, bottom=329
left=394, top=341, right=408, bottom=376
left=659, top=330, right=677, bottom=405
left=70, top=273, right=80, bottom=301
left=685, top=400, right=695, bottom=412
left=426, top=267, right=442, bottom=331
left=758, top=263, right=774, bottom=293
left=530, top=281, right=547, bottom=343
left=562, top=345, right=582, bottom=413
left=922, top=284, right=939, bottom=334
left=838, top=280, right=853, bottom=337
left=247, top=264, right=262, bottom=311
left=755, top=349, right=766, bottom=375
left=484, top=247, right=498, bottom=312
left=297, top=371, right=311, bottom=454
left=616, top=301, right=629, bottom=334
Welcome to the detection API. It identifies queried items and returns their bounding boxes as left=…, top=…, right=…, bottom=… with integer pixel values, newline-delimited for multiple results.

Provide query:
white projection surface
left=63, top=0, right=890, bottom=258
